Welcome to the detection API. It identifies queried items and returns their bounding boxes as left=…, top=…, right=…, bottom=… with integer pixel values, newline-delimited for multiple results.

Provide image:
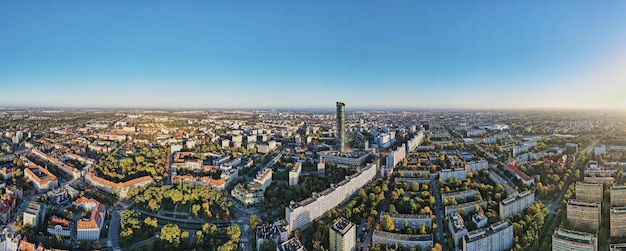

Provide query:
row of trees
left=120, top=210, right=159, bottom=247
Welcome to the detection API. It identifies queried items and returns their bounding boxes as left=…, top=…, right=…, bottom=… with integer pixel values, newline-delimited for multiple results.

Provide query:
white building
left=286, top=163, right=377, bottom=233
left=289, top=163, right=302, bottom=186
left=329, top=218, right=356, bottom=251
left=463, top=220, right=513, bottom=251
left=320, top=150, right=373, bottom=167
left=386, top=144, right=406, bottom=168
left=499, top=190, right=535, bottom=220
left=465, top=160, right=488, bottom=173
left=379, top=212, right=431, bottom=230
left=257, top=141, right=277, bottom=154
left=594, top=145, right=606, bottom=157
left=254, top=168, right=272, bottom=191
left=47, top=217, right=71, bottom=237
left=449, top=213, right=468, bottom=247
left=74, top=197, right=106, bottom=241
left=440, top=168, right=466, bottom=181
left=372, top=230, right=433, bottom=250
left=406, top=131, right=424, bottom=153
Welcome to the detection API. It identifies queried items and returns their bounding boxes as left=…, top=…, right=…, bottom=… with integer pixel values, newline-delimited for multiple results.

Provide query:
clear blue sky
left=2, top=1, right=626, bottom=109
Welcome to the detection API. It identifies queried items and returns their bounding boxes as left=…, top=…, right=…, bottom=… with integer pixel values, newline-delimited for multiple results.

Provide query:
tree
left=381, top=214, right=395, bottom=231
left=226, top=224, right=241, bottom=242
left=260, top=240, right=277, bottom=251
left=249, top=214, right=262, bottom=230
left=159, top=224, right=182, bottom=247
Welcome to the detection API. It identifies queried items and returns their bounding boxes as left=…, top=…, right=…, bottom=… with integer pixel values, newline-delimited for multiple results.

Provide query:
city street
left=431, top=174, right=447, bottom=251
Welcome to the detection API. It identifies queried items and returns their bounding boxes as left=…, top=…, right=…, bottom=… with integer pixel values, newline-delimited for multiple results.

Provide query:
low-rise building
left=74, top=197, right=106, bottom=241
left=379, top=212, right=431, bottom=230
left=24, top=164, right=58, bottom=192
left=372, top=230, right=433, bottom=250
left=47, top=216, right=71, bottom=237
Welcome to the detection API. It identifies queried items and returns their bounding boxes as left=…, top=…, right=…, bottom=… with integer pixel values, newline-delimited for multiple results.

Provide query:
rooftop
left=331, top=218, right=355, bottom=236
left=553, top=228, right=596, bottom=245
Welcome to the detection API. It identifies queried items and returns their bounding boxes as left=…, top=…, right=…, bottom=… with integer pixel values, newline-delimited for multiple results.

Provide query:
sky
left=1, top=1, right=626, bottom=110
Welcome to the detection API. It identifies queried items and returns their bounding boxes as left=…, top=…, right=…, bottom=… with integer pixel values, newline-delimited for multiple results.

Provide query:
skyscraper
left=336, top=101, right=346, bottom=152
left=330, top=218, right=356, bottom=251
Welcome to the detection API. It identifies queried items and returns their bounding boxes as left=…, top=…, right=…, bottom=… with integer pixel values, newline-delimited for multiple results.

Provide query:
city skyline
left=2, top=2, right=626, bottom=110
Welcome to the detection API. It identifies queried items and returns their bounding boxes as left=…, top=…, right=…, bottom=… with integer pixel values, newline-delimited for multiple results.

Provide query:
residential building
left=566, top=143, right=579, bottom=153
left=257, top=141, right=277, bottom=154
left=449, top=213, right=468, bottom=247
left=329, top=218, right=356, bottom=251
left=278, top=237, right=307, bottom=251
left=442, top=190, right=479, bottom=203
left=23, top=202, right=44, bottom=227
left=594, top=145, right=606, bottom=157
left=567, top=199, right=601, bottom=231
left=256, top=220, right=289, bottom=251
left=0, top=230, right=19, bottom=251
left=440, top=168, right=466, bottom=181
left=611, top=207, right=626, bottom=237
left=552, top=228, right=597, bottom=251
left=231, top=183, right=265, bottom=206
left=254, top=167, right=272, bottom=191
left=386, top=144, right=406, bottom=168
left=286, top=163, right=376, bottom=233
left=74, top=197, right=106, bottom=241
left=319, top=150, right=373, bottom=167
left=289, top=163, right=302, bottom=186
left=372, top=230, right=433, bottom=250
left=24, top=164, right=58, bottom=192
left=576, top=182, right=603, bottom=203
left=610, top=243, right=626, bottom=251
left=445, top=200, right=487, bottom=216
left=499, top=190, right=535, bottom=220
left=465, top=160, right=488, bottom=173
left=317, top=160, right=325, bottom=177
left=612, top=185, right=626, bottom=207
left=462, top=220, right=513, bottom=251
left=406, top=131, right=424, bottom=153
left=472, top=212, right=488, bottom=228
left=379, top=212, right=431, bottom=230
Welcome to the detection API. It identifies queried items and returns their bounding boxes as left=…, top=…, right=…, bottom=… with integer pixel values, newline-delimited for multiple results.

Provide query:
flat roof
left=553, top=228, right=596, bottom=245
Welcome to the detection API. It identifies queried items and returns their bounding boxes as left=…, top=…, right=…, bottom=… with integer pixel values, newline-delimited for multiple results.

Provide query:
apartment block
left=611, top=207, right=626, bottom=237
left=499, top=190, right=535, bottom=220
left=576, top=182, right=603, bottom=203
left=462, top=220, right=513, bottom=251
left=567, top=199, right=601, bottom=231
left=552, top=228, right=597, bottom=251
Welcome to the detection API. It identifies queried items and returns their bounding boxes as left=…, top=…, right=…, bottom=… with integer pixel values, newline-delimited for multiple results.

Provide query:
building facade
left=336, top=102, right=346, bottom=152
left=576, top=182, right=603, bottom=203
left=329, top=218, right=356, bottom=251
left=552, top=228, right=597, bottom=251
left=499, top=190, right=535, bottom=220
left=611, top=207, right=626, bottom=237
left=462, top=220, right=513, bottom=251
left=567, top=199, right=601, bottom=231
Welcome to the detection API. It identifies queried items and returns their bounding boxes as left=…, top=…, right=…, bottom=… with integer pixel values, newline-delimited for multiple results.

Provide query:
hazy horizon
left=2, top=2, right=626, bottom=110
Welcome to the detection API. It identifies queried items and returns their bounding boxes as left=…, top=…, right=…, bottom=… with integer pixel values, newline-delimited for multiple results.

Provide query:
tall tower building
left=330, top=218, right=356, bottom=251
left=336, top=101, right=346, bottom=152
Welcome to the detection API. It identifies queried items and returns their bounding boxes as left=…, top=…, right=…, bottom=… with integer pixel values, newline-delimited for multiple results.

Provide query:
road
left=531, top=138, right=600, bottom=249
left=108, top=210, right=121, bottom=250
left=431, top=174, right=447, bottom=251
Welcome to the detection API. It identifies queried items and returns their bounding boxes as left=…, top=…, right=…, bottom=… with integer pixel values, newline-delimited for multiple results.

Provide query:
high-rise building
left=576, top=182, right=603, bottom=202
left=336, top=102, right=346, bottom=152
left=611, top=207, right=626, bottom=237
left=567, top=199, right=601, bottom=231
left=462, top=220, right=513, bottom=251
left=552, top=228, right=597, bottom=251
left=611, top=185, right=626, bottom=207
left=329, top=218, right=356, bottom=251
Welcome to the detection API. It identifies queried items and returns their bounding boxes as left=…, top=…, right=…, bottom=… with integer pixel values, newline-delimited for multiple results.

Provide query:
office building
left=336, top=102, right=346, bottom=152
left=329, top=218, right=356, bottom=251
left=567, top=199, right=601, bottom=231
left=552, top=228, right=597, bottom=251
left=576, top=182, right=603, bottom=203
